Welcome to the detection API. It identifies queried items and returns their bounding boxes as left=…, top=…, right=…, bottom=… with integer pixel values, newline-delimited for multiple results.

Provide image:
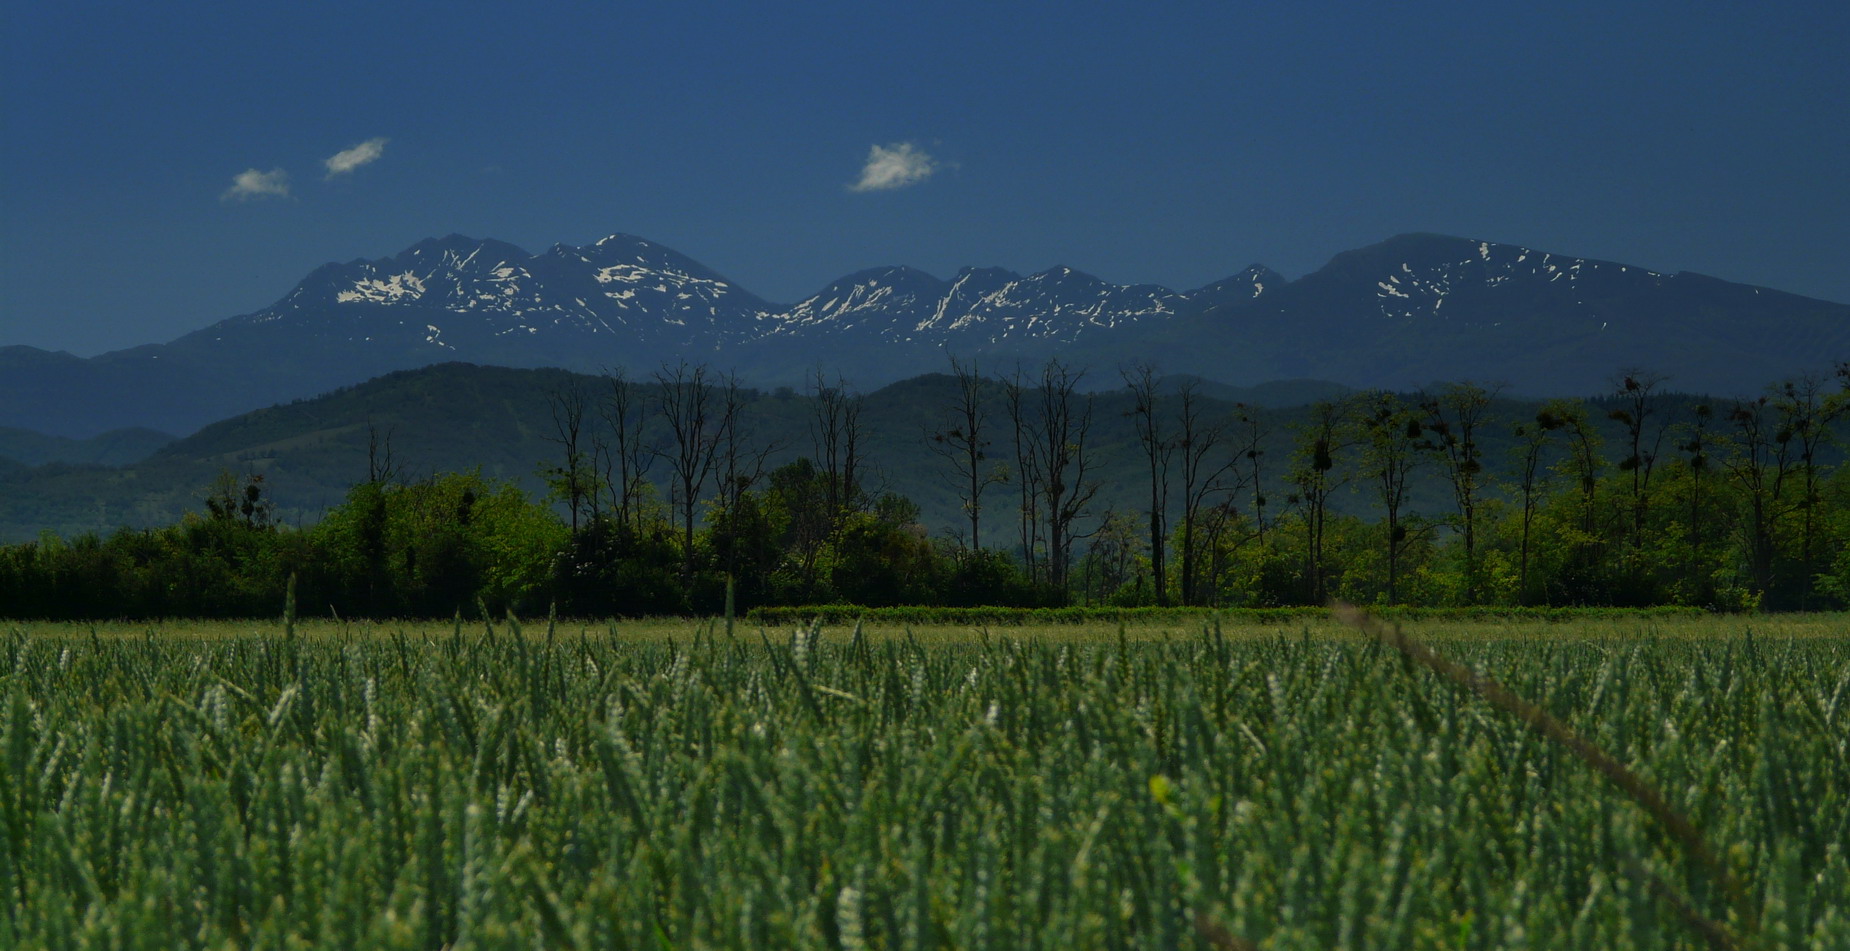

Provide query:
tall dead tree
left=654, top=361, right=726, bottom=585
left=1287, top=399, right=1351, bottom=605
left=601, top=367, right=653, bottom=536
left=365, top=421, right=399, bottom=485
left=1607, top=370, right=1669, bottom=557
left=928, top=356, right=1005, bottom=550
left=713, top=373, right=778, bottom=587
left=1004, top=367, right=1045, bottom=583
left=1232, top=404, right=1269, bottom=545
left=1537, top=397, right=1606, bottom=599
left=1773, top=375, right=1844, bottom=606
left=1420, top=382, right=1496, bottom=601
left=1174, top=381, right=1235, bottom=606
left=1033, top=359, right=1100, bottom=594
left=716, top=374, right=776, bottom=515
left=1672, top=403, right=1716, bottom=602
left=1356, top=392, right=1424, bottom=605
left=810, top=370, right=866, bottom=532
left=1083, top=510, right=1143, bottom=604
left=1540, top=398, right=1603, bottom=541
left=1123, top=362, right=1173, bottom=605
left=544, top=383, right=597, bottom=533
left=1721, top=396, right=1797, bottom=599
left=1510, top=412, right=1553, bottom=601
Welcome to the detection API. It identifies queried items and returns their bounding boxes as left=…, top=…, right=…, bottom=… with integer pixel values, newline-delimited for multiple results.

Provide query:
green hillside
left=0, top=426, right=174, bottom=467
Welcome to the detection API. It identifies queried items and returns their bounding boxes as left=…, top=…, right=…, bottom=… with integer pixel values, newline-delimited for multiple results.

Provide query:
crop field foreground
left=2, top=617, right=1847, bottom=949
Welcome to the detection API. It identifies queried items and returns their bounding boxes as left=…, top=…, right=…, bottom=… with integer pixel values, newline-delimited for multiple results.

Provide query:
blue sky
left=4, top=0, right=1847, bottom=355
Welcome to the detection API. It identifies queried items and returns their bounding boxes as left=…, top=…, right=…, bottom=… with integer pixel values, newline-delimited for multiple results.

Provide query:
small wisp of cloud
left=325, top=137, right=388, bottom=178
left=849, top=142, right=938, bottom=192
left=221, top=168, right=291, bottom=202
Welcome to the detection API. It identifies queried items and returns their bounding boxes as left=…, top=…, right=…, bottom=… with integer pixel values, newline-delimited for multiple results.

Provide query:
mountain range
left=4, top=232, right=1845, bottom=438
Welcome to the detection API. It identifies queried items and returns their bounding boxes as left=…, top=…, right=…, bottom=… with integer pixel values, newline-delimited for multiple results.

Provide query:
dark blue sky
left=4, top=0, right=1846, bottom=355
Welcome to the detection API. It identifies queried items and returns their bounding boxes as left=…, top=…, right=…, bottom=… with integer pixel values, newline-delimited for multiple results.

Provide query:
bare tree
left=1356, top=392, right=1424, bottom=604
left=1672, top=402, right=1716, bottom=600
left=1510, top=412, right=1553, bottom=601
left=1171, top=402, right=1271, bottom=606
left=1122, top=362, right=1174, bottom=605
left=1196, top=500, right=1241, bottom=607
left=355, top=422, right=396, bottom=615
left=1721, top=396, right=1798, bottom=598
left=654, top=361, right=726, bottom=585
left=1540, top=398, right=1603, bottom=541
left=1035, top=360, right=1101, bottom=594
left=1232, top=404, right=1269, bottom=545
left=809, top=369, right=866, bottom=531
left=1420, top=382, right=1497, bottom=601
left=1287, top=399, right=1352, bottom=605
left=1606, top=370, right=1670, bottom=557
left=1536, top=397, right=1607, bottom=600
left=601, top=367, right=654, bottom=536
left=1003, top=366, right=1045, bottom=583
left=1772, top=375, right=1845, bottom=606
left=927, top=355, right=1006, bottom=550
left=1174, top=382, right=1236, bottom=606
left=1084, top=510, right=1144, bottom=604
left=544, top=383, right=597, bottom=533
left=365, top=421, right=399, bottom=485
left=716, top=374, right=776, bottom=515
left=712, top=373, right=779, bottom=587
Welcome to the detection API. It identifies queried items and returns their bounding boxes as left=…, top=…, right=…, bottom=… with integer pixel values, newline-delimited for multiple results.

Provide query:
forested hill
left=0, top=360, right=1772, bottom=545
left=0, top=426, right=175, bottom=467
left=0, top=364, right=1336, bottom=542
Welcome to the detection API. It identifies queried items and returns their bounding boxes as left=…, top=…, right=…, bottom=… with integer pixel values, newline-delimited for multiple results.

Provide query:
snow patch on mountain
left=336, top=272, right=427, bottom=304
left=1362, top=237, right=1672, bottom=322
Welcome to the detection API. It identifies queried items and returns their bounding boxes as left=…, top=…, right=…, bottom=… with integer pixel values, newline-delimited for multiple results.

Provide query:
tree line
left=3, top=359, right=1849, bottom=619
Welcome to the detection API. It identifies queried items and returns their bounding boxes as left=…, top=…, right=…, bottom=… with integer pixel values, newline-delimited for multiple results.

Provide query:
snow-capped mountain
left=774, top=266, right=949, bottom=336
left=224, top=234, right=1250, bottom=354
left=1094, top=232, right=1850, bottom=393
left=2, top=232, right=1843, bottom=438
left=771, top=262, right=1265, bottom=348
left=215, top=233, right=777, bottom=357
left=901, top=266, right=1184, bottom=341
left=1285, top=233, right=1675, bottom=327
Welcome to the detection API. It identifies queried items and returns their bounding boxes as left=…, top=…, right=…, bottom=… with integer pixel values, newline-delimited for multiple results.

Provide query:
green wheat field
left=3, top=615, right=1846, bottom=949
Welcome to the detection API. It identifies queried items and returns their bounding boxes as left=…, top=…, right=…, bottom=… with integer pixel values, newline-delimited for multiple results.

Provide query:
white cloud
left=849, top=142, right=938, bottom=192
left=324, top=137, right=388, bottom=177
left=221, top=167, right=291, bottom=202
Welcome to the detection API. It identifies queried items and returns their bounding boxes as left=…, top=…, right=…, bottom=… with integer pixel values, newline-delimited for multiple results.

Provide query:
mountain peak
left=952, top=265, right=1022, bottom=282
left=403, top=233, right=490, bottom=256
left=1183, top=264, right=1283, bottom=310
left=874, top=264, right=941, bottom=282
left=555, top=232, right=733, bottom=277
left=1026, top=265, right=1102, bottom=284
left=828, top=265, right=946, bottom=287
